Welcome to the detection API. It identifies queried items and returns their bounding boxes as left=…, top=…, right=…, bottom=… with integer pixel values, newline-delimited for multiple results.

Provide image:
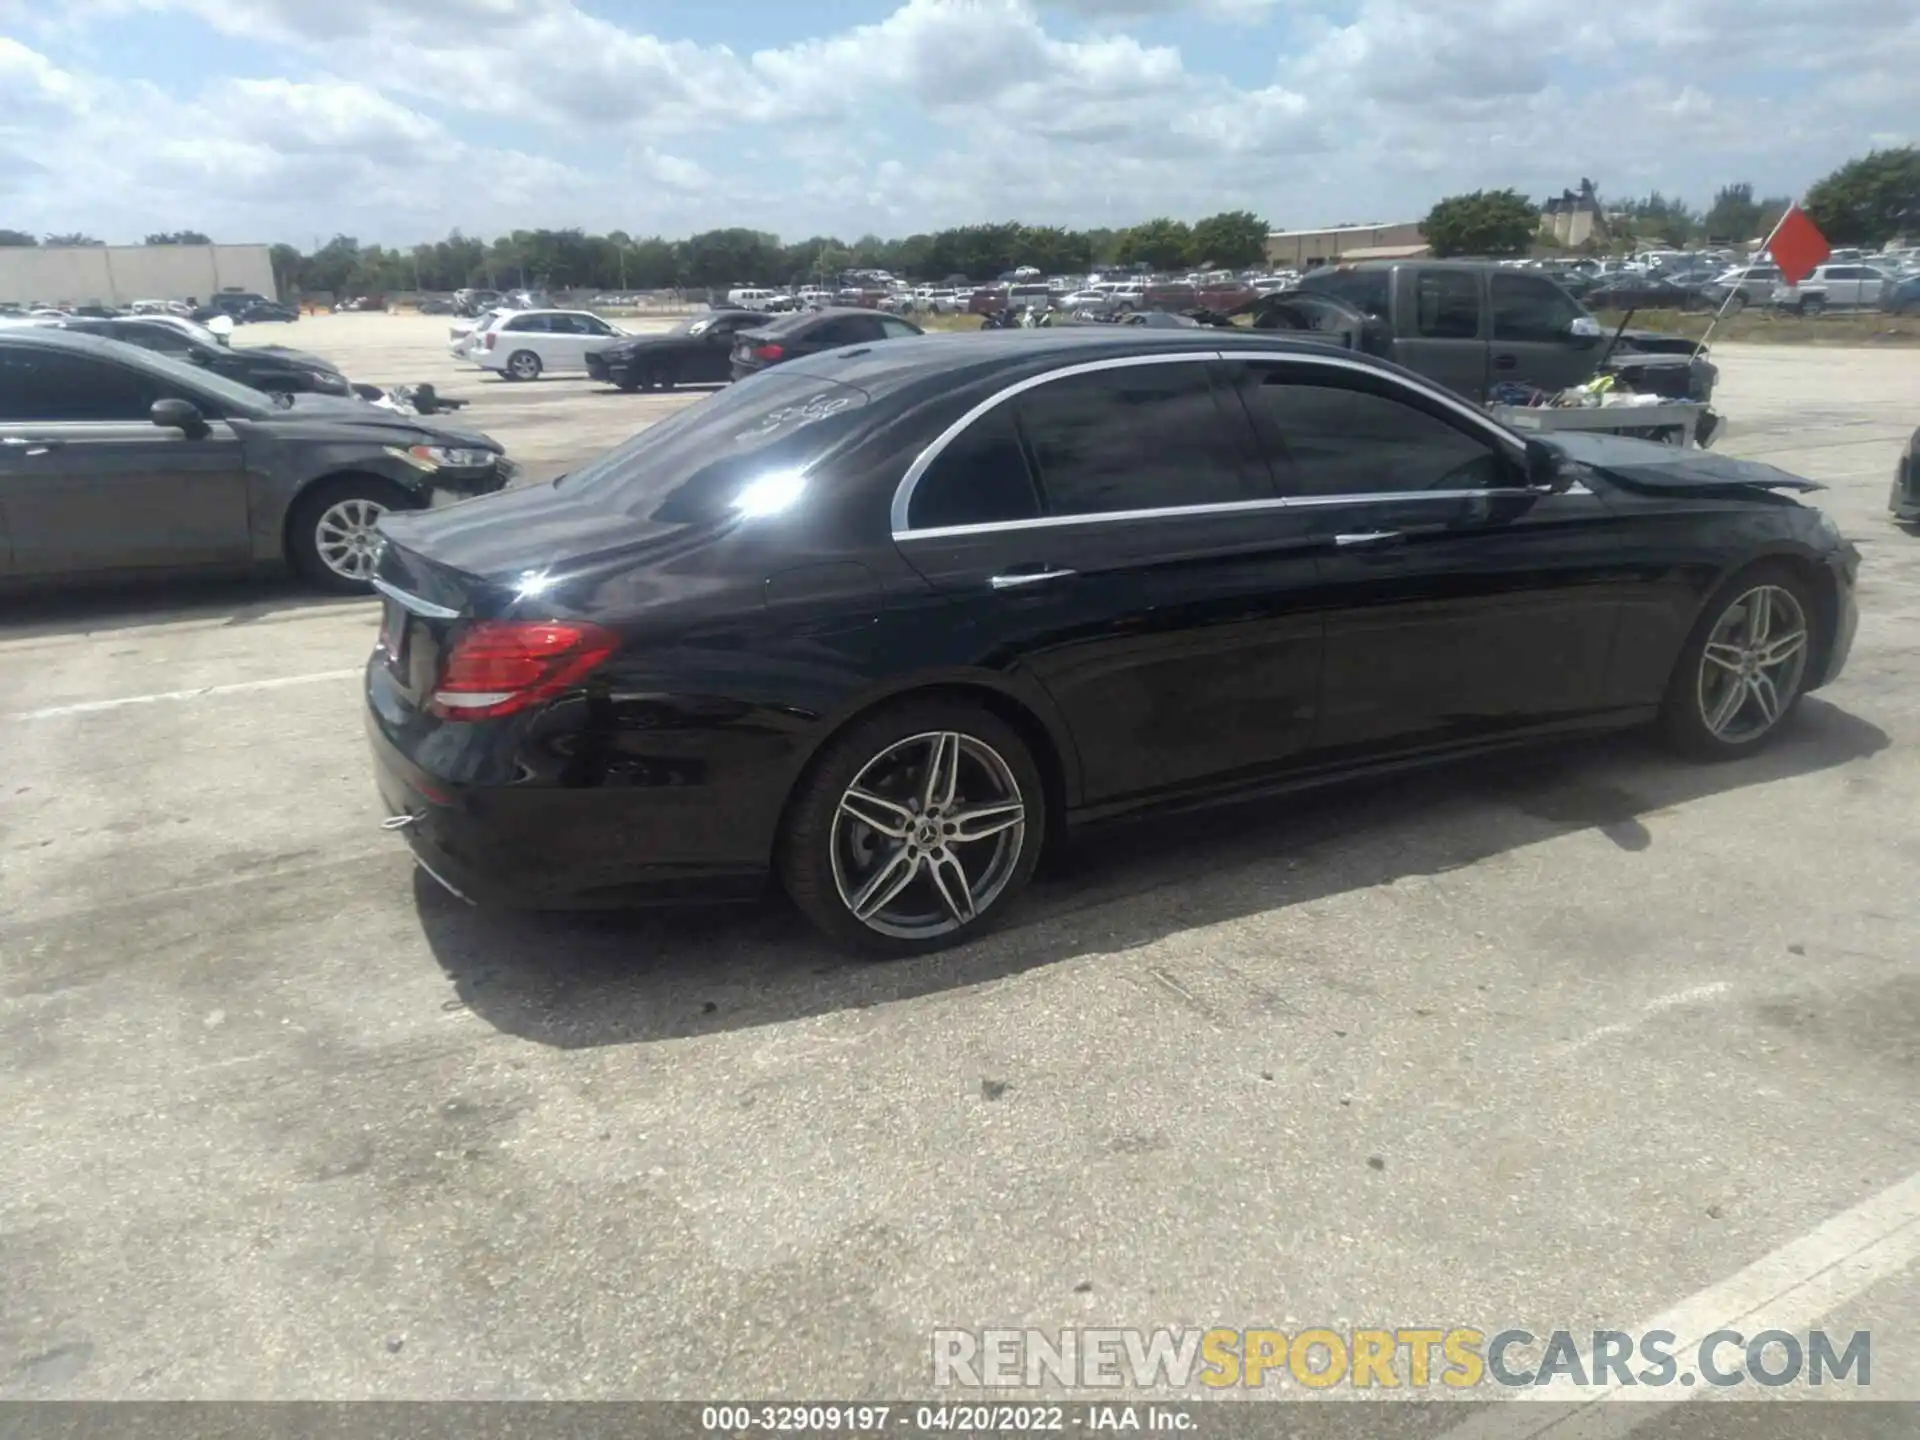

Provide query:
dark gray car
left=0, top=328, right=514, bottom=593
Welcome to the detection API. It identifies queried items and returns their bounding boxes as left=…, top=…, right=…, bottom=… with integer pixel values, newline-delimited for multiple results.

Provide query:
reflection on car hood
left=243, top=344, right=341, bottom=372
left=1547, top=432, right=1822, bottom=492
left=249, top=392, right=501, bottom=452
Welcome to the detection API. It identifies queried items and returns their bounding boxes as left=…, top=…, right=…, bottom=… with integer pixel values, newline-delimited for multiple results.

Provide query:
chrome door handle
left=1334, top=530, right=1402, bottom=548
left=990, top=567, right=1077, bottom=590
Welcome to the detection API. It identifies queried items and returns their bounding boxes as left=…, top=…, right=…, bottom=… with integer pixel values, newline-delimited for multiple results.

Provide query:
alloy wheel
left=313, top=497, right=387, bottom=581
left=509, top=352, right=540, bottom=379
left=829, top=730, right=1027, bottom=941
left=1696, top=584, right=1809, bottom=744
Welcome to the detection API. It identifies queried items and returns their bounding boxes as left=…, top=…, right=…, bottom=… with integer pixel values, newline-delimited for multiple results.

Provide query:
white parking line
left=1563, top=982, right=1732, bottom=1053
left=2, top=668, right=362, bottom=722
left=1440, top=1168, right=1920, bottom=1437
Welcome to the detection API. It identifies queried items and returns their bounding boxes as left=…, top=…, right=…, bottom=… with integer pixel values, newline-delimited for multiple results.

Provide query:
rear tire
left=1658, top=562, right=1818, bottom=760
left=779, top=699, right=1046, bottom=958
left=286, top=474, right=415, bottom=594
left=505, top=349, right=542, bottom=381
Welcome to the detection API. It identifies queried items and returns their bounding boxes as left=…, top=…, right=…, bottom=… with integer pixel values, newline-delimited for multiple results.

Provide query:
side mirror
left=1524, top=437, right=1571, bottom=493
left=186, top=346, right=216, bottom=365
left=1568, top=314, right=1603, bottom=349
left=151, top=398, right=209, bottom=438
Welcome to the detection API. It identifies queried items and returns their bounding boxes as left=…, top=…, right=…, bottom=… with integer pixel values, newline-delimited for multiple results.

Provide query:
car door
left=0, top=343, right=252, bottom=576
left=1395, top=267, right=1489, bottom=401
left=1232, top=355, right=1632, bottom=760
left=891, top=355, right=1325, bottom=813
left=1489, top=271, right=1598, bottom=394
left=697, top=315, right=753, bottom=380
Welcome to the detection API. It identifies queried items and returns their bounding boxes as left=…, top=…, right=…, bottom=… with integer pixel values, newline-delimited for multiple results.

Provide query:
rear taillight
left=429, top=620, right=618, bottom=721
left=752, top=343, right=784, bottom=361
left=484, top=331, right=497, bottom=350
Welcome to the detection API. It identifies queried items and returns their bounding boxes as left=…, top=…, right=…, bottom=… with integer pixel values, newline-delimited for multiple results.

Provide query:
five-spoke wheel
left=781, top=702, right=1044, bottom=956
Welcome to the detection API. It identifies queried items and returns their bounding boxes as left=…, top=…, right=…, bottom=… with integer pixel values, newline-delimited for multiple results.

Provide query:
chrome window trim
left=888, top=347, right=1529, bottom=540
left=888, top=351, right=1216, bottom=536
left=371, top=577, right=461, bottom=619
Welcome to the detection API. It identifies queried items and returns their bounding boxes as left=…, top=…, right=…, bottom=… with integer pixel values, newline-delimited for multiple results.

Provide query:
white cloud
left=4, top=0, right=1917, bottom=242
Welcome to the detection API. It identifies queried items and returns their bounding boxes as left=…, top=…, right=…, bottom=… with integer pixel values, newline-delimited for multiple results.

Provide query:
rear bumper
left=364, top=691, right=769, bottom=909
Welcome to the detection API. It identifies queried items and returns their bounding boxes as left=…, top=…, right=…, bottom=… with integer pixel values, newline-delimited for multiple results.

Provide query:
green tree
left=0, top=229, right=38, bottom=246
left=1115, top=217, right=1193, bottom=270
left=1188, top=210, right=1269, bottom=268
left=1701, top=183, right=1763, bottom=243
left=1804, top=146, right=1920, bottom=247
left=1624, top=192, right=1695, bottom=247
left=145, top=230, right=213, bottom=245
left=1419, top=190, right=1537, bottom=257
left=44, top=232, right=104, bottom=246
left=269, top=241, right=303, bottom=296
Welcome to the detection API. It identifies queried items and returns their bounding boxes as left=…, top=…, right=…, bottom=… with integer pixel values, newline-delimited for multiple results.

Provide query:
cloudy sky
left=0, top=0, right=1913, bottom=247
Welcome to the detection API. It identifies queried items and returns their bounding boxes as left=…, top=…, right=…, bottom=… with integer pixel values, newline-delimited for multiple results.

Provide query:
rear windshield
left=563, top=371, right=872, bottom=522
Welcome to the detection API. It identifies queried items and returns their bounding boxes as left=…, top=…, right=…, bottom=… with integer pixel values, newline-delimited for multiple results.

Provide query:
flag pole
left=1690, top=204, right=1796, bottom=361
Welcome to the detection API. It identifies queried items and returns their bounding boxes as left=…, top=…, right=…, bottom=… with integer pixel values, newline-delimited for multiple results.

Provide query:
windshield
left=565, top=370, right=872, bottom=522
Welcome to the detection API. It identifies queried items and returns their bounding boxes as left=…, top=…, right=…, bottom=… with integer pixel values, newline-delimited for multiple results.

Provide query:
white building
left=0, top=243, right=279, bottom=307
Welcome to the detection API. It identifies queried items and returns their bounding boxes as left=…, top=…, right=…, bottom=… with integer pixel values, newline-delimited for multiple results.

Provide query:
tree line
left=4, top=147, right=1911, bottom=289
left=1419, top=149, right=1918, bottom=259
left=0, top=212, right=1273, bottom=295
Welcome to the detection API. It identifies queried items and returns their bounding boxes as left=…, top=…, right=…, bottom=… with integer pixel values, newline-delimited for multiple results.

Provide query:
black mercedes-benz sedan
left=365, top=330, right=1860, bottom=955
left=585, top=309, right=770, bottom=391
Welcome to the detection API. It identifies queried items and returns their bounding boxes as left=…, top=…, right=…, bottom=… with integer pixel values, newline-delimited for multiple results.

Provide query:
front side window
left=1413, top=270, right=1480, bottom=339
left=1012, top=361, right=1265, bottom=517
left=879, top=318, right=920, bottom=339
left=1240, top=367, right=1507, bottom=496
left=1491, top=273, right=1586, bottom=342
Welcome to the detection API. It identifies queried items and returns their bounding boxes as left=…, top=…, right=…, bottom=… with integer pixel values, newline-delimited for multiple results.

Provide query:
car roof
left=0, top=325, right=148, bottom=357
left=770, top=328, right=1388, bottom=403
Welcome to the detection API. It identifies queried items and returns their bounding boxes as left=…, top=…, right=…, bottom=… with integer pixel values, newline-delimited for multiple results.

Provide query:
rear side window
left=1012, top=361, right=1266, bottom=517
left=504, top=314, right=550, bottom=332
left=565, top=370, right=871, bottom=522
left=1413, top=271, right=1480, bottom=338
left=907, top=407, right=1040, bottom=531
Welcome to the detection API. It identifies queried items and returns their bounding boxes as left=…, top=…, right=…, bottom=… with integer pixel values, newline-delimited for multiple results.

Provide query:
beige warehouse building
left=0, top=243, right=279, bottom=307
left=1264, top=221, right=1428, bottom=269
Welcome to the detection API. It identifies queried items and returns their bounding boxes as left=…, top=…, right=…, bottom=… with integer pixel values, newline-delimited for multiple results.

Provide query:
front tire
left=504, top=349, right=542, bottom=381
left=779, top=700, right=1045, bottom=957
left=286, top=474, right=414, bottom=593
left=1659, top=563, right=1817, bottom=760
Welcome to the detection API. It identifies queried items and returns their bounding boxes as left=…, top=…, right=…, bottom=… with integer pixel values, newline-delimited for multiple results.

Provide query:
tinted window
left=1413, top=271, right=1480, bottom=338
left=0, top=347, right=164, bottom=421
left=565, top=370, right=871, bottom=522
left=1490, top=273, right=1585, bottom=342
left=808, top=317, right=875, bottom=346
left=1242, top=369, right=1506, bottom=496
left=907, top=407, right=1040, bottom=530
left=503, top=314, right=550, bottom=332
left=879, top=318, right=920, bottom=339
left=1013, top=362, right=1264, bottom=517
left=126, top=322, right=195, bottom=353
left=1297, top=267, right=1392, bottom=319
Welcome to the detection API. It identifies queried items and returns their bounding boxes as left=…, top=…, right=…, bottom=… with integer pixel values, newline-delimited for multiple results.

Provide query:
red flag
left=1770, top=204, right=1830, bottom=286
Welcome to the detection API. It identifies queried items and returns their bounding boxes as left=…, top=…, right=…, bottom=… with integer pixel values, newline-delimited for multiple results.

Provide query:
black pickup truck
left=1247, top=260, right=1716, bottom=409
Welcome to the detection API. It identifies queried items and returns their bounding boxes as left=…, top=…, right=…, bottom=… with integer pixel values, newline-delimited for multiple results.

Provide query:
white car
left=1772, top=263, right=1895, bottom=313
left=466, top=308, right=630, bottom=380
left=448, top=309, right=503, bottom=356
